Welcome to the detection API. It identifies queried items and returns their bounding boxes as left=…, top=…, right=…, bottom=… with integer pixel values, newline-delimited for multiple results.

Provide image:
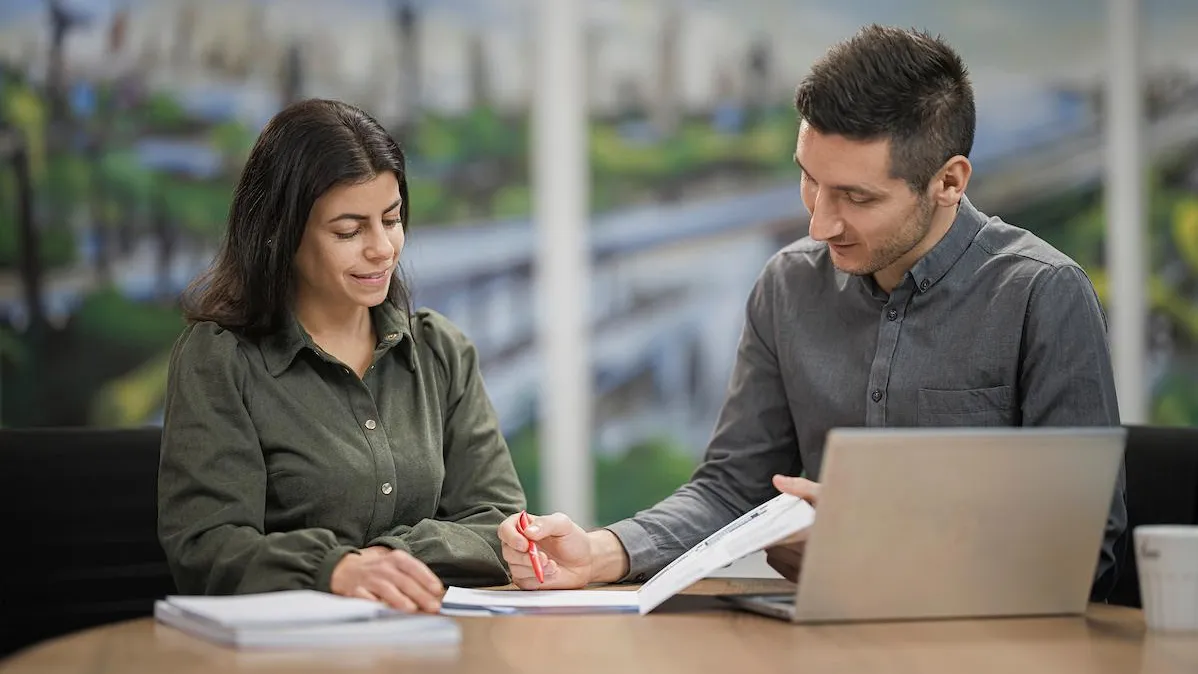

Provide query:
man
left=499, top=24, right=1127, bottom=600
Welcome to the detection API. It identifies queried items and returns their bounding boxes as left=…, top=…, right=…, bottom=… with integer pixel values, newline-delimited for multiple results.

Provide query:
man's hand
left=330, top=546, right=445, bottom=612
left=498, top=512, right=592, bottom=589
left=765, top=474, right=822, bottom=581
left=498, top=513, right=632, bottom=590
left=772, top=474, right=821, bottom=504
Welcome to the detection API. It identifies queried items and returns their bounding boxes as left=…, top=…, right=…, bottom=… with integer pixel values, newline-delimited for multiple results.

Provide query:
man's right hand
left=498, top=512, right=622, bottom=590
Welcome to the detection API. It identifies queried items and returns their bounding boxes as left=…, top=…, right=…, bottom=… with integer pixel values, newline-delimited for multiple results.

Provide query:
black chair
left=0, top=426, right=176, bottom=656
left=1108, top=424, right=1198, bottom=608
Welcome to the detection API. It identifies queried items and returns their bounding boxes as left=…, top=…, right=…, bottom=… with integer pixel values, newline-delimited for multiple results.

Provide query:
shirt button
left=364, top=419, right=377, bottom=430
left=343, top=367, right=350, bottom=375
left=381, top=482, right=393, bottom=495
left=920, top=279, right=930, bottom=291
left=871, top=389, right=883, bottom=402
left=886, top=309, right=898, bottom=321
left=385, top=332, right=399, bottom=341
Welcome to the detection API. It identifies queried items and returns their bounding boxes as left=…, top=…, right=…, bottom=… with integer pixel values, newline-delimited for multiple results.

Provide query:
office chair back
left=0, top=426, right=176, bottom=656
left=1108, top=424, right=1198, bottom=608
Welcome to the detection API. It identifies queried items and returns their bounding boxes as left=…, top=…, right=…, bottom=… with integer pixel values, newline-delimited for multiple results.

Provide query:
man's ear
left=929, top=155, right=972, bottom=207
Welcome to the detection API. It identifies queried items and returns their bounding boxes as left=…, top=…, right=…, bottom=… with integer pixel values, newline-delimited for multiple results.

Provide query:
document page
left=635, top=492, right=815, bottom=613
left=441, top=587, right=639, bottom=614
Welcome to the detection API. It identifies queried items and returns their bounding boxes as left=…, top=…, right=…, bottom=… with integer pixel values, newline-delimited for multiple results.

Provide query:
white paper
left=441, top=587, right=639, bottom=614
left=164, top=590, right=398, bottom=628
left=636, top=492, right=815, bottom=613
left=441, top=493, right=815, bottom=616
left=155, top=590, right=460, bottom=649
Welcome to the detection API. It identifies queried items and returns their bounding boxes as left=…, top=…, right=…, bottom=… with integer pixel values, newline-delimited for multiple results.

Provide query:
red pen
left=517, top=510, right=545, bottom=583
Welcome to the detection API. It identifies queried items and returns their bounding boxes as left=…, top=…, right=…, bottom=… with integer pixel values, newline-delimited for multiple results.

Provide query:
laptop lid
left=789, top=427, right=1125, bottom=623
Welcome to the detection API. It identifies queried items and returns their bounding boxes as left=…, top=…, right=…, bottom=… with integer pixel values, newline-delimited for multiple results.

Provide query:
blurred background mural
left=2, top=0, right=1197, bottom=521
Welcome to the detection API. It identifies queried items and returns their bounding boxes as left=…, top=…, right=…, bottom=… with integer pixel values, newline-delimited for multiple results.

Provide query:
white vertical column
left=1104, top=0, right=1148, bottom=424
left=533, top=0, right=593, bottom=524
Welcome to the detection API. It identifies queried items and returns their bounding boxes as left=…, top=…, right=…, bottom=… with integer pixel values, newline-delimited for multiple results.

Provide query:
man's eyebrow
left=794, top=156, right=884, bottom=197
left=327, top=198, right=403, bottom=223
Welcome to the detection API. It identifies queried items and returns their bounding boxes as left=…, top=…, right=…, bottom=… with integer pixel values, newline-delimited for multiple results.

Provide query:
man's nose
left=807, top=190, right=844, bottom=241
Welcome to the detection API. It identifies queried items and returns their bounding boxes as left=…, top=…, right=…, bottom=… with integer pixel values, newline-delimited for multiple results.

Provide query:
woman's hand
left=330, top=546, right=445, bottom=612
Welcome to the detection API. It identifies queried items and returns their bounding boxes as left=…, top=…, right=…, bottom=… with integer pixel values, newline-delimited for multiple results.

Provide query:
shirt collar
left=262, top=300, right=415, bottom=377
left=907, top=194, right=987, bottom=294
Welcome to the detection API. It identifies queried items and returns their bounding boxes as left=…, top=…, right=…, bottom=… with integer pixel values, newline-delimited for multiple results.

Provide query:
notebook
left=154, top=590, right=461, bottom=649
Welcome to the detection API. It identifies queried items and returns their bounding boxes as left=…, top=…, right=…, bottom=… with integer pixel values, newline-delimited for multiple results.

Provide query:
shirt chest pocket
left=917, top=385, right=1016, bottom=427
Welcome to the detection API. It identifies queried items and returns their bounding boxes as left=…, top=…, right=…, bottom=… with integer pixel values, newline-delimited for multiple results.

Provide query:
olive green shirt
left=157, top=301, right=526, bottom=595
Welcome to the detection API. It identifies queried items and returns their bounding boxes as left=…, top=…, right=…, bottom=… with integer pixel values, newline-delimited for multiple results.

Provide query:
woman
left=158, top=98, right=526, bottom=613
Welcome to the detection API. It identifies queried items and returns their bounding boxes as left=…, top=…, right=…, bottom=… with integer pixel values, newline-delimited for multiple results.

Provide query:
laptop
left=725, top=427, right=1126, bottom=623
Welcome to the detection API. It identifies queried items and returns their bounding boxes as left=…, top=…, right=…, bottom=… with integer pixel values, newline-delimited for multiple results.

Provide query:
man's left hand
left=764, top=475, right=821, bottom=582
left=772, top=474, right=820, bottom=504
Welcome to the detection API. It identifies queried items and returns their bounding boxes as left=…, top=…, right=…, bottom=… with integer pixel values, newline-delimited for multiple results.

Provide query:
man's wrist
left=587, top=528, right=631, bottom=584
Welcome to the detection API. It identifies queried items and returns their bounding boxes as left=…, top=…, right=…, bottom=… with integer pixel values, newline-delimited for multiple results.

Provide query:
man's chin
left=828, top=246, right=871, bottom=275
left=830, top=259, right=875, bottom=277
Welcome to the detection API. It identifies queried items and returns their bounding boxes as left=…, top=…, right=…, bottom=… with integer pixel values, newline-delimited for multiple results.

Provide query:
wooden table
left=3, top=578, right=1197, bottom=674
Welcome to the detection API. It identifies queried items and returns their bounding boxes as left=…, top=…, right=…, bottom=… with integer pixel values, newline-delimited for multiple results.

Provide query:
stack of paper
left=154, top=590, right=461, bottom=649
left=442, top=492, right=815, bottom=616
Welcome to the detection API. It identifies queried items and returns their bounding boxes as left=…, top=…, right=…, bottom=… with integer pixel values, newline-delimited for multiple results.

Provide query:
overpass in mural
left=3, top=97, right=1198, bottom=444
left=966, top=96, right=1198, bottom=208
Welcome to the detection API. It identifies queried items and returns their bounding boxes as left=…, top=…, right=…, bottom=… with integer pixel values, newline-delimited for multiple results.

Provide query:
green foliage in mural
left=1013, top=160, right=1198, bottom=427
left=508, top=425, right=699, bottom=524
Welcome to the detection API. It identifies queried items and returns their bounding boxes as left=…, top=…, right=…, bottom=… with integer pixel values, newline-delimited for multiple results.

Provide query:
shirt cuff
left=315, top=544, right=359, bottom=593
left=365, top=536, right=415, bottom=556
left=604, top=519, right=658, bottom=583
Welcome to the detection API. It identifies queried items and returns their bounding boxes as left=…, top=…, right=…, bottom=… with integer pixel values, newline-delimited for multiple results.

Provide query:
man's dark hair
left=182, top=98, right=411, bottom=336
left=794, top=24, right=975, bottom=192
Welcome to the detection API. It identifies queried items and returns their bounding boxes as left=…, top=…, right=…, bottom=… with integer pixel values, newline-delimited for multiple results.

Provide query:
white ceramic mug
left=1134, top=525, right=1198, bottom=632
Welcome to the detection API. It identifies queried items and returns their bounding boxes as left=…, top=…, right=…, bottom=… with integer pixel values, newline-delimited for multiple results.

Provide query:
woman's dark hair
left=182, top=98, right=411, bottom=336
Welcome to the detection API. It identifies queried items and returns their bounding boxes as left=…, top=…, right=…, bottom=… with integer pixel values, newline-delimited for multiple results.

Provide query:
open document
left=441, top=492, right=815, bottom=616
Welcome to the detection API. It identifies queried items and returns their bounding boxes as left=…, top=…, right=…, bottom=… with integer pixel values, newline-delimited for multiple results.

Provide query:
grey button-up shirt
left=607, top=195, right=1128, bottom=600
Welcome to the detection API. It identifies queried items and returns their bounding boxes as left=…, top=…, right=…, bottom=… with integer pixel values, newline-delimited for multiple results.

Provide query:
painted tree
left=0, top=124, right=44, bottom=332
left=46, top=0, right=88, bottom=123
left=393, top=0, right=422, bottom=133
